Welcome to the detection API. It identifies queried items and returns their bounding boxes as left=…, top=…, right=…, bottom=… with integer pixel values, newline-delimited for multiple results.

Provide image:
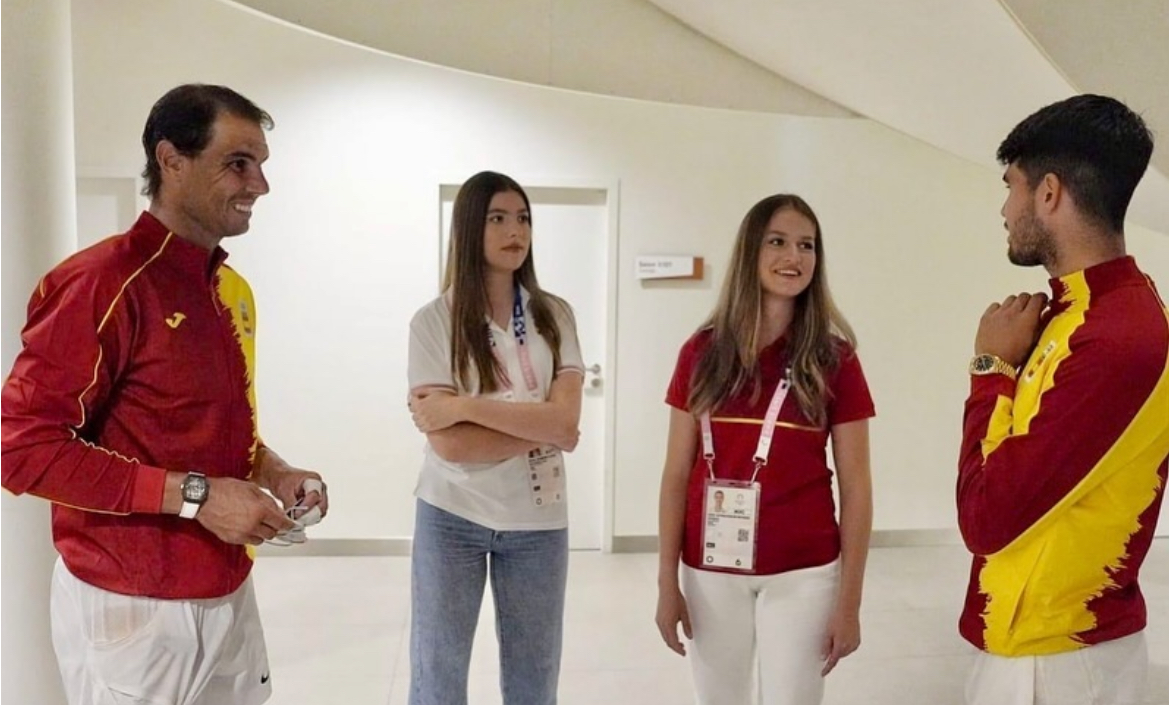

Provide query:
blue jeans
left=410, top=499, right=568, bottom=705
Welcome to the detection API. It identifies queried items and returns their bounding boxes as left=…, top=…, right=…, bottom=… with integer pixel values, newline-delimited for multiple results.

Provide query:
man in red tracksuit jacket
left=2, top=84, right=329, bottom=705
left=958, top=94, right=1167, bottom=705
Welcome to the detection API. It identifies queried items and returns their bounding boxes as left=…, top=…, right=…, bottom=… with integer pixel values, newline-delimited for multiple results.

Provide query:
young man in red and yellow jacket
left=958, top=94, right=1167, bottom=705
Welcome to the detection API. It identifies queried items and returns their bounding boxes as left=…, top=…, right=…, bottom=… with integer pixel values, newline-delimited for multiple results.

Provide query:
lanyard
left=699, top=370, right=791, bottom=484
left=488, top=285, right=540, bottom=393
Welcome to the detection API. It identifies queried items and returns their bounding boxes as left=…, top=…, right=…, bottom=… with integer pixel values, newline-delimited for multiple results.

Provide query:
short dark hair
left=997, top=94, right=1153, bottom=232
left=140, top=84, right=273, bottom=198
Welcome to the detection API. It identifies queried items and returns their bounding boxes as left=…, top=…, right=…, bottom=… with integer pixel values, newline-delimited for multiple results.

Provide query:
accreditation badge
left=527, top=445, right=565, bottom=507
left=701, top=478, right=760, bottom=571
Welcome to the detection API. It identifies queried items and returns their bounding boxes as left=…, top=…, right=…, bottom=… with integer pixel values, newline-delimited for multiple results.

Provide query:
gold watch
left=969, top=353, right=1018, bottom=380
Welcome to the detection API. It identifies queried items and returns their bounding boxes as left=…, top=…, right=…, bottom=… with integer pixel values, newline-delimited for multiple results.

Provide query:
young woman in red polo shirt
left=655, top=194, right=875, bottom=705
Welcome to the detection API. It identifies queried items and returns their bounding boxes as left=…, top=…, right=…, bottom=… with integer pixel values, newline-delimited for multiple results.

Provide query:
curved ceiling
left=644, top=0, right=1167, bottom=232
left=230, top=0, right=1167, bottom=233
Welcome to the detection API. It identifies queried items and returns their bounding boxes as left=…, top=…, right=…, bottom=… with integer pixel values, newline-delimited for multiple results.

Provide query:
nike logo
left=260, top=672, right=270, bottom=684
left=165, top=312, right=187, bottom=329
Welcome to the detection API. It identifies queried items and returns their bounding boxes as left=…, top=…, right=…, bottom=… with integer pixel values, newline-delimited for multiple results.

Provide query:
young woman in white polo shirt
left=406, top=171, right=585, bottom=705
left=655, top=194, right=875, bottom=705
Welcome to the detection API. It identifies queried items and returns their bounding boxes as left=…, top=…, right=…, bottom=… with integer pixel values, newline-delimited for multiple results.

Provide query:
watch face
left=182, top=474, right=209, bottom=504
left=974, top=355, right=993, bottom=372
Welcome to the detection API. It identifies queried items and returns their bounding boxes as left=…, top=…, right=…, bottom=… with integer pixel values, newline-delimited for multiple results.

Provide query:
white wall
left=69, top=0, right=1169, bottom=541
left=3, top=0, right=78, bottom=701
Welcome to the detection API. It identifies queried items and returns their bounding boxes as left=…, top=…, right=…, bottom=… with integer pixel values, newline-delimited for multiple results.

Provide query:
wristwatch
left=968, top=353, right=1018, bottom=380
left=179, top=472, right=209, bottom=519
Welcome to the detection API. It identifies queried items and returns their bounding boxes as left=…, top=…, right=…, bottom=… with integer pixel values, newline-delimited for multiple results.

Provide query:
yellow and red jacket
left=958, top=256, right=1168, bottom=656
left=2, top=212, right=260, bottom=599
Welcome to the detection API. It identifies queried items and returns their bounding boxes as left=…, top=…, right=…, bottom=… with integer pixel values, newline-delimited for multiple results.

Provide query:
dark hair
left=688, top=194, right=855, bottom=426
left=140, top=84, right=273, bottom=198
left=996, top=94, right=1153, bottom=232
left=442, top=171, right=572, bottom=393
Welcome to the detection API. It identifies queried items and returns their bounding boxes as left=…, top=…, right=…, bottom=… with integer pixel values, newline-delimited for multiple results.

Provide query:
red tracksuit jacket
left=2, top=212, right=259, bottom=599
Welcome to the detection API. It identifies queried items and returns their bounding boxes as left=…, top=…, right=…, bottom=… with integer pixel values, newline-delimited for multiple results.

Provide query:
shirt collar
left=1049, top=255, right=1141, bottom=307
left=129, top=211, right=229, bottom=283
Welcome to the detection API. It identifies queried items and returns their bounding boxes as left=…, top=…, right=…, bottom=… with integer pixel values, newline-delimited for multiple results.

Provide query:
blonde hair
left=687, top=194, right=855, bottom=427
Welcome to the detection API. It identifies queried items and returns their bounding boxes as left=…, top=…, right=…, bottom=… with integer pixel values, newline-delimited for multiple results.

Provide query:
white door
left=440, top=184, right=611, bottom=550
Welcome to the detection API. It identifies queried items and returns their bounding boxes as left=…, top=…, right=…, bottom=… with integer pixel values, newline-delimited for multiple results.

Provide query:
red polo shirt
left=667, top=329, right=875, bottom=575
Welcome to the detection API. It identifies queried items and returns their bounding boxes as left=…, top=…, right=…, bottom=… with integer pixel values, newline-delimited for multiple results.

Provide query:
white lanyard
left=488, top=285, right=539, bottom=394
left=699, top=371, right=791, bottom=484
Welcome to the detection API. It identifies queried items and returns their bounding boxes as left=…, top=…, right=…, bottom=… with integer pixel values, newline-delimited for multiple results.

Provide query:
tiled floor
left=253, top=539, right=1169, bottom=704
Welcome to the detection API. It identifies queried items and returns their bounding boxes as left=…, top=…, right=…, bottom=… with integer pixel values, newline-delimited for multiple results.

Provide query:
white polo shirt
left=407, top=287, right=584, bottom=531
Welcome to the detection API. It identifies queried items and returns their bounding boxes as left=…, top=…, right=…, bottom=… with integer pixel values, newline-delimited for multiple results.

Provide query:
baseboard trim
left=869, top=528, right=962, bottom=547
left=255, top=538, right=413, bottom=557
left=611, top=535, right=659, bottom=553
left=256, top=529, right=967, bottom=557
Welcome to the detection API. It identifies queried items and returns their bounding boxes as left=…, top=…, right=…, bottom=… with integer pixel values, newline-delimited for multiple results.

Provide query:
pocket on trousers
left=83, top=592, right=162, bottom=647
left=88, top=599, right=198, bottom=702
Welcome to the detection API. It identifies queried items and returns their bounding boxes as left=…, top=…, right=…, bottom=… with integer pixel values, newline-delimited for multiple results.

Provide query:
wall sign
left=635, top=255, right=703, bottom=280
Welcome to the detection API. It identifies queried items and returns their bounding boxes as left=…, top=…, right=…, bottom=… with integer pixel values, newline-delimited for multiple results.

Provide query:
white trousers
left=681, top=560, right=839, bottom=705
left=966, top=631, right=1149, bottom=705
left=51, top=558, right=272, bottom=705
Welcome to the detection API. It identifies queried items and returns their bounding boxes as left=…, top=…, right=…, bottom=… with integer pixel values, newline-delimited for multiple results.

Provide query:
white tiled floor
left=253, top=539, right=1169, bottom=705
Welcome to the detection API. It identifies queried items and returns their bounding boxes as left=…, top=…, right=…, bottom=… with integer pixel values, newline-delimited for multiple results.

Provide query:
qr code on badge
left=737, top=529, right=749, bottom=542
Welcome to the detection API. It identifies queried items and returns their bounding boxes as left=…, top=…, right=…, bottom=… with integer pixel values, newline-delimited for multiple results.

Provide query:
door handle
left=586, top=363, right=601, bottom=375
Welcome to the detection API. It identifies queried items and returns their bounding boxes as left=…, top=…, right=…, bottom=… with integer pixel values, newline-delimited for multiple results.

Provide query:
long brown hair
left=688, top=194, right=856, bottom=427
left=443, top=171, right=571, bottom=393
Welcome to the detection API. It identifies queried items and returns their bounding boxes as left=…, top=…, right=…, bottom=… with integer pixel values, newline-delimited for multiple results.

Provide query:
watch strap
left=179, top=499, right=201, bottom=519
left=969, top=353, right=1018, bottom=380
